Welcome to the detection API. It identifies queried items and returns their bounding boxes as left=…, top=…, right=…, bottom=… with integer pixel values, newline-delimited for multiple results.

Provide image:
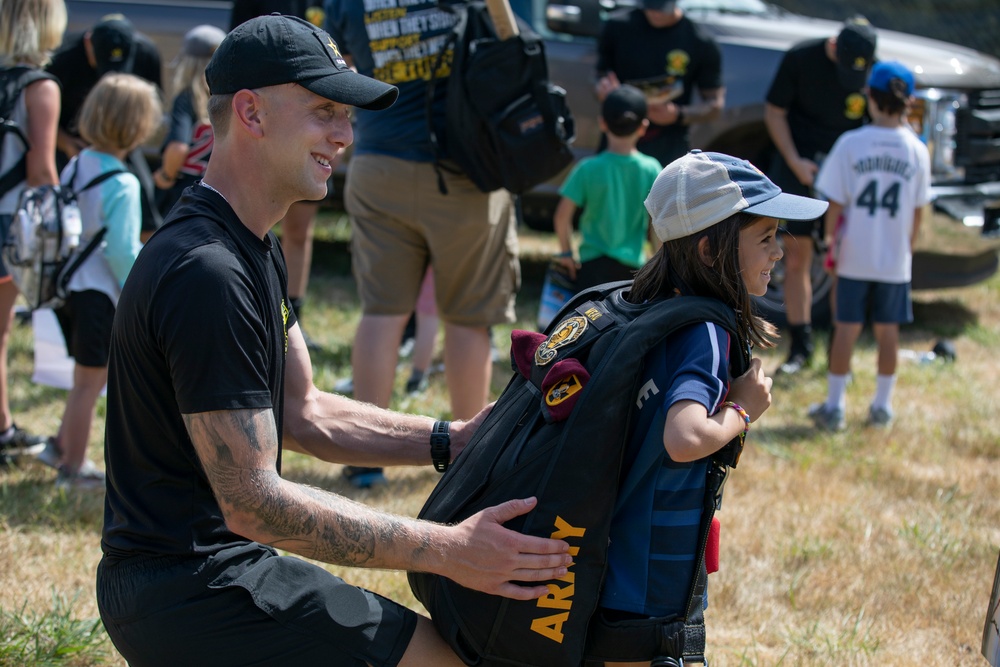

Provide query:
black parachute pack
left=0, top=66, right=58, bottom=198
left=409, top=281, right=751, bottom=667
left=426, top=0, right=575, bottom=195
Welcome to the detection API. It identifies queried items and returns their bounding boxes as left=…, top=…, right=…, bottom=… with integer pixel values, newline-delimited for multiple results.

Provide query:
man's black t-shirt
left=101, top=186, right=295, bottom=560
left=597, top=9, right=722, bottom=165
left=765, top=38, right=868, bottom=164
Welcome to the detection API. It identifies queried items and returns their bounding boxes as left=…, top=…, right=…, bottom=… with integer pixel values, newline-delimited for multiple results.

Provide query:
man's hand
left=646, top=99, right=681, bottom=126
left=791, top=156, right=818, bottom=188
left=440, top=497, right=572, bottom=600
left=594, top=72, right=620, bottom=102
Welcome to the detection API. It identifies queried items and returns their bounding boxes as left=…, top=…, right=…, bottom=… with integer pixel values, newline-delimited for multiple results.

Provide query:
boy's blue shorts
left=835, top=277, right=912, bottom=324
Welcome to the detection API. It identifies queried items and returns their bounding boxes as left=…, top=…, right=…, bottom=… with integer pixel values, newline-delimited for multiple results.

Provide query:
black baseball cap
left=836, top=16, right=877, bottom=90
left=602, top=85, right=647, bottom=137
left=206, top=14, right=398, bottom=111
left=639, top=0, right=677, bottom=10
left=90, top=16, right=136, bottom=75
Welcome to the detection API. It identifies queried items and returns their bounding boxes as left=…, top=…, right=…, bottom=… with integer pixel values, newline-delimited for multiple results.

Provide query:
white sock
left=826, top=374, right=849, bottom=410
left=873, top=374, right=896, bottom=411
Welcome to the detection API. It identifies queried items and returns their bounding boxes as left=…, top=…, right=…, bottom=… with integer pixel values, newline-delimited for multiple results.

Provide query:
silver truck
left=65, top=0, right=1000, bottom=320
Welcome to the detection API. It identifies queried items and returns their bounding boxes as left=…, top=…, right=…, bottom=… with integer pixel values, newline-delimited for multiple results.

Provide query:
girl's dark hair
left=628, top=211, right=778, bottom=349
left=869, top=79, right=909, bottom=116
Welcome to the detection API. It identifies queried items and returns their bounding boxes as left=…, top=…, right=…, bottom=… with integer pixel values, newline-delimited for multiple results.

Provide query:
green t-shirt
left=559, top=150, right=662, bottom=268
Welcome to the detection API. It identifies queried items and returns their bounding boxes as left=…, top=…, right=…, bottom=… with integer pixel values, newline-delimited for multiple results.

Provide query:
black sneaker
left=342, top=466, right=387, bottom=489
left=0, top=423, right=46, bottom=457
left=778, top=352, right=810, bottom=375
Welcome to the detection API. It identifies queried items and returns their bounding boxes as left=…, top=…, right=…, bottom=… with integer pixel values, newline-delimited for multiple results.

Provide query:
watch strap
left=430, top=420, right=451, bottom=473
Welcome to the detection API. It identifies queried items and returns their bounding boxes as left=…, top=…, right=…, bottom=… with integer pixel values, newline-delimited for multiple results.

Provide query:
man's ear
left=697, top=235, right=714, bottom=267
left=232, top=89, right=265, bottom=138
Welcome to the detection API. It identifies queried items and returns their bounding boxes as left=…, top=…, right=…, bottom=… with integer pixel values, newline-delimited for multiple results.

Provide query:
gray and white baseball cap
left=646, top=151, right=829, bottom=242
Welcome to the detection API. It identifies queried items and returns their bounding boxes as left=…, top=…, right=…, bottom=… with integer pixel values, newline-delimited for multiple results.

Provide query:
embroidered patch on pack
left=535, top=316, right=588, bottom=366
left=545, top=374, right=584, bottom=407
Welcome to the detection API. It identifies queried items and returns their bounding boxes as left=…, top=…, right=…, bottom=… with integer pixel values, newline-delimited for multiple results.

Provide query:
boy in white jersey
left=809, top=60, right=931, bottom=430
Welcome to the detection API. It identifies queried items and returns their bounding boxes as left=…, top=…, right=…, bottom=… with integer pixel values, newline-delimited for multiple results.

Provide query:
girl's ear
left=697, top=236, right=714, bottom=268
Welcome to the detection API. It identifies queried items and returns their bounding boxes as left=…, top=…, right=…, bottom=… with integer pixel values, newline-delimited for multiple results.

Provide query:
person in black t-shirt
left=46, top=15, right=164, bottom=237
left=95, top=16, right=571, bottom=667
left=595, top=0, right=724, bottom=166
left=764, top=16, right=877, bottom=374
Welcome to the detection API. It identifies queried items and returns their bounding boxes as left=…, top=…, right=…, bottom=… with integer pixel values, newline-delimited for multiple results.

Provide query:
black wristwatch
left=430, top=420, right=451, bottom=473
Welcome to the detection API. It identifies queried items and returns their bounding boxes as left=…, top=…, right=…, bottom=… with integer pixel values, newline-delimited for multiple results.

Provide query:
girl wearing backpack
left=35, top=73, right=161, bottom=489
left=599, top=151, right=828, bottom=665
left=0, top=0, right=66, bottom=463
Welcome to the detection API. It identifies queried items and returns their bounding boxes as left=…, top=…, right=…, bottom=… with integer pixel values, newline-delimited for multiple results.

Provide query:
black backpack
left=409, top=282, right=751, bottom=667
left=426, top=0, right=576, bottom=195
left=0, top=66, right=58, bottom=198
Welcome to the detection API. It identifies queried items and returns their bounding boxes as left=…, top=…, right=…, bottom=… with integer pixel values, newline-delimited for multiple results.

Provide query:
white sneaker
left=35, top=438, right=62, bottom=469
left=55, top=461, right=105, bottom=491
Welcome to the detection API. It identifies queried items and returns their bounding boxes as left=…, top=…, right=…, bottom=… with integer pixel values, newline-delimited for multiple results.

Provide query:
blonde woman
left=0, top=0, right=66, bottom=461
left=36, top=73, right=161, bottom=489
left=153, top=24, right=226, bottom=217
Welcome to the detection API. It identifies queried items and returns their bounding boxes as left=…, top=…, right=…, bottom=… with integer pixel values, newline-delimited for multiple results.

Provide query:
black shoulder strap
left=426, top=1, right=465, bottom=196
left=73, top=168, right=127, bottom=196
left=55, top=166, right=126, bottom=297
left=0, top=68, right=59, bottom=197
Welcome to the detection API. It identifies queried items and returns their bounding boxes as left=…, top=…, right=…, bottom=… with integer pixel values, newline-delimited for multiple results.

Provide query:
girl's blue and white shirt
left=60, top=148, right=143, bottom=305
left=600, top=320, right=733, bottom=618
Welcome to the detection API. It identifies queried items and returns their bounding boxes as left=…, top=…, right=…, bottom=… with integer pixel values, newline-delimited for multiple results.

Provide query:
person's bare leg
left=873, top=322, right=900, bottom=377
left=443, top=323, right=491, bottom=420
left=281, top=201, right=319, bottom=302
left=351, top=314, right=410, bottom=408
left=411, top=312, right=439, bottom=377
left=780, top=233, right=815, bottom=373
left=395, top=615, right=467, bottom=667
left=828, top=322, right=862, bottom=376
left=783, top=234, right=814, bottom=327
left=0, top=281, right=17, bottom=431
left=54, top=363, right=107, bottom=472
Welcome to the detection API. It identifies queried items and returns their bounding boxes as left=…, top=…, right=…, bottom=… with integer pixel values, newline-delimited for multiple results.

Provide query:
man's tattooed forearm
left=184, top=410, right=416, bottom=567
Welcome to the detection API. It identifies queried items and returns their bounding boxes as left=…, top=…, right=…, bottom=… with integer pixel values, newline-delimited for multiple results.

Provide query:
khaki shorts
left=346, top=154, right=520, bottom=328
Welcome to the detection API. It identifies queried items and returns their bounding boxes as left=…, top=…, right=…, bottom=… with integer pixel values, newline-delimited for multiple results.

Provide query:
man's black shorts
left=97, top=543, right=418, bottom=667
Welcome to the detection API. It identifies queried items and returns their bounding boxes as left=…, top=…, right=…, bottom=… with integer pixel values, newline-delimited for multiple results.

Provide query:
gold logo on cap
left=306, top=6, right=326, bottom=27
left=844, top=92, right=866, bottom=120
left=326, top=36, right=341, bottom=58
left=535, top=316, right=588, bottom=366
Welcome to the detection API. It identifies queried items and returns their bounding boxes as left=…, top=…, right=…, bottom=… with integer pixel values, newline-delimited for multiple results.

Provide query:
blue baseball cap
left=646, top=151, right=829, bottom=242
left=868, top=60, right=914, bottom=96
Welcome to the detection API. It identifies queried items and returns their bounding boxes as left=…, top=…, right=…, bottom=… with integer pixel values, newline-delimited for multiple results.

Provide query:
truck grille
left=956, top=89, right=1000, bottom=184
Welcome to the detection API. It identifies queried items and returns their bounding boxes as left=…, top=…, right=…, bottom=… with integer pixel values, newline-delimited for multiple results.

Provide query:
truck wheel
left=752, top=253, right=833, bottom=329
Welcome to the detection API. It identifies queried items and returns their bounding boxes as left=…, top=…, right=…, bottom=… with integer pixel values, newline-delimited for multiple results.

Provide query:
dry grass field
left=1, top=218, right=998, bottom=666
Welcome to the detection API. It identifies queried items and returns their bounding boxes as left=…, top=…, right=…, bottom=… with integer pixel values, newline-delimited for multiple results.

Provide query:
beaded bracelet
left=721, top=400, right=751, bottom=434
